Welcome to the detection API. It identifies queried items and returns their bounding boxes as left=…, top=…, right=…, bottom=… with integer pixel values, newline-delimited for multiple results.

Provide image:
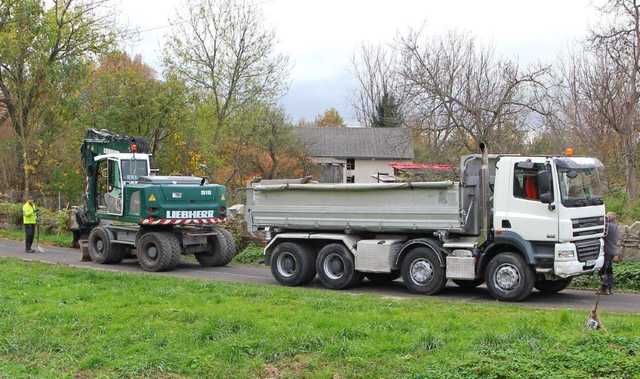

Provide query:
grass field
left=0, top=259, right=639, bottom=378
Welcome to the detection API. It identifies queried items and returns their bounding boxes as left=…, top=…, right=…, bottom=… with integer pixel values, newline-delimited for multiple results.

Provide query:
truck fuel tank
left=354, top=239, right=405, bottom=273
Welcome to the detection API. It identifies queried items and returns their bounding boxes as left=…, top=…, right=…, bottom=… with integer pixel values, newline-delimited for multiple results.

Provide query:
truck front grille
left=574, top=239, right=601, bottom=262
left=573, top=228, right=604, bottom=237
left=572, top=216, right=604, bottom=229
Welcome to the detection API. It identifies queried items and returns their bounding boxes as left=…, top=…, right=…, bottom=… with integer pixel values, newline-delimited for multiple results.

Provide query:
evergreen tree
left=372, top=92, right=401, bottom=128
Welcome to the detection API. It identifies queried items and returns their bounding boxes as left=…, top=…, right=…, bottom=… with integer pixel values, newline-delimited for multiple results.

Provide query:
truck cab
left=491, top=155, right=605, bottom=283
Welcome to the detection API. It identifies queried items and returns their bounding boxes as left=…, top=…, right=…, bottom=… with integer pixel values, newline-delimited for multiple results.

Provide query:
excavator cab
left=94, top=153, right=151, bottom=216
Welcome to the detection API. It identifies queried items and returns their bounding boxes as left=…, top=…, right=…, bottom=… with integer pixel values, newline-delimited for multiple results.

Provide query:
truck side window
left=513, top=163, right=544, bottom=201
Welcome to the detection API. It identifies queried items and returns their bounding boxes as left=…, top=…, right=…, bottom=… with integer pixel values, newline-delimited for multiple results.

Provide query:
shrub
left=0, top=202, right=69, bottom=234
left=572, top=261, right=640, bottom=291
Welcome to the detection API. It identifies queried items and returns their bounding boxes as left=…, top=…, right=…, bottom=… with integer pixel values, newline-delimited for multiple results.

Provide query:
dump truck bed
left=245, top=181, right=463, bottom=233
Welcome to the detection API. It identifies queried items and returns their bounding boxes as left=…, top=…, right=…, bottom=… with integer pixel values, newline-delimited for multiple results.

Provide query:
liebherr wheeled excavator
left=71, top=129, right=236, bottom=272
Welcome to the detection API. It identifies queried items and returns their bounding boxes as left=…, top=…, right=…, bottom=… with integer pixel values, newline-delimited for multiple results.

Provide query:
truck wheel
left=366, top=272, right=400, bottom=284
left=401, top=247, right=446, bottom=295
left=270, top=242, right=316, bottom=286
left=136, top=232, right=181, bottom=272
left=452, top=279, right=484, bottom=289
left=316, top=243, right=363, bottom=289
left=196, top=228, right=237, bottom=267
left=486, top=252, right=535, bottom=301
left=535, top=278, right=572, bottom=294
left=88, top=227, right=122, bottom=264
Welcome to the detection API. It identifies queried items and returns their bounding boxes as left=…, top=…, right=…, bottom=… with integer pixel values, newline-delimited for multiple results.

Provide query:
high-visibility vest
left=23, top=202, right=37, bottom=225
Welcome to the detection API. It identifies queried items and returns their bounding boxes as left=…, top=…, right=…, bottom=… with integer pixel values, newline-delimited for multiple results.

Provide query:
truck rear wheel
left=136, top=232, right=181, bottom=272
left=196, top=228, right=237, bottom=267
left=270, top=242, right=316, bottom=286
left=401, top=247, right=446, bottom=295
left=486, top=252, right=535, bottom=301
left=535, top=278, right=572, bottom=294
left=316, top=243, right=363, bottom=289
left=88, top=227, right=123, bottom=264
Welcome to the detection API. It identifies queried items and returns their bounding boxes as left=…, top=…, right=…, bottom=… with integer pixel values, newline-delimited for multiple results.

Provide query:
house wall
left=347, top=159, right=404, bottom=183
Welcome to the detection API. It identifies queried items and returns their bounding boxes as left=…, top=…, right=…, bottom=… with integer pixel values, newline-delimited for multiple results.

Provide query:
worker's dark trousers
left=24, top=224, right=35, bottom=251
left=600, top=255, right=614, bottom=290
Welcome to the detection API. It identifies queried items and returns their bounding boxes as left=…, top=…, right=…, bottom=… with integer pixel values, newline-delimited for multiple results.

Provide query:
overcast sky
left=117, top=0, right=599, bottom=125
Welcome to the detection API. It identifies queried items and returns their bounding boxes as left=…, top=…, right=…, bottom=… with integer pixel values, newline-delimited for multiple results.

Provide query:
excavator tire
left=136, top=231, right=181, bottom=272
left=88, top=226, right=124, bottom=264
left=196, top=228, right=237, bottom=267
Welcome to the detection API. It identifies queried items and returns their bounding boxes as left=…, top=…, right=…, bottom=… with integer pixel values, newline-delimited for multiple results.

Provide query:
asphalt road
left=1, top=238, right=639, bottom=313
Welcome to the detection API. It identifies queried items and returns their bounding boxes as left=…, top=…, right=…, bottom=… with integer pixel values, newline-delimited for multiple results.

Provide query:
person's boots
left=596, top=287, right=612, bottom=295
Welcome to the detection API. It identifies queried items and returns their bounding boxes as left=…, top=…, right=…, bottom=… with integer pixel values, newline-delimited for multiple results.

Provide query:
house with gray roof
left=294, top=127, right=414, bottom=183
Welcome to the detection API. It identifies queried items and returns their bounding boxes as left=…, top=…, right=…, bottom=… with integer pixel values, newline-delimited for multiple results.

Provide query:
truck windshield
left=557, top=166, right=604, bottom=207
left=121, top=159, right=148, bottom=181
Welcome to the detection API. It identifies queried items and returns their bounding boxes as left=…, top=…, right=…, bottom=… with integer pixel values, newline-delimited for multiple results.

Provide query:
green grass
left=0, top=259, right=639, bottom=378
left=0, top=227, right=73, bottom=247
left=572, top=261, right=640, bottom=292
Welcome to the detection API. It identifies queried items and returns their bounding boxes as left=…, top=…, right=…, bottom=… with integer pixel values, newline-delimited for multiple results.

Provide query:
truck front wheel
left=316, top=243, right=363, bottom=289
left=270, top=242, right=316, bottom=286
left=136, top=232, right=181, bottom=272
left=535, top=278, right=572, bottom=294
left=401, top=247, right=446, bottom=295
left=486, top=252, right=535, bottom=301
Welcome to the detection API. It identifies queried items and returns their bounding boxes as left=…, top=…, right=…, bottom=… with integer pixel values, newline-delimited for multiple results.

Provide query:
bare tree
left=397, top=30, right=549, bottom=151
left=164, top=0, right=290, bottom=139
left=0, top=0, right=115, bottom=197
left=584, top=0, right=640, bottom=198
left=352, top=43, right=408, bottom=127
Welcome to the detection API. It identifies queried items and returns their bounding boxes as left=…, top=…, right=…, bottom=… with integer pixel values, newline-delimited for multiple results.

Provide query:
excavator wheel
left=136, top=231, right=181, bottom=272
left=88, top=226, right=124, bottom=264
left=196, top=227, right=237, bottom=267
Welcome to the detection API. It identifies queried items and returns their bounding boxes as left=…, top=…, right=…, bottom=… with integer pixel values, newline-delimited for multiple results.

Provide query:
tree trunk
left=21, top=137, right=30, bottom=201
left=623, top=134, right=638, bottom=200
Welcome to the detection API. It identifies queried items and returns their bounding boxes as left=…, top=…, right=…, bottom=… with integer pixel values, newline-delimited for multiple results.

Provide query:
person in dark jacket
left=599, top=212, right=620, bottom=295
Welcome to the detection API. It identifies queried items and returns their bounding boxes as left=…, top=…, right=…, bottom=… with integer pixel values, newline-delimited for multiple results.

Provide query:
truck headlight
left=557, top=249, right=575, bottom=259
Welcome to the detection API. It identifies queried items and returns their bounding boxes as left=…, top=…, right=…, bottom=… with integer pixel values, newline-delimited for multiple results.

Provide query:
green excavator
left=70, top=129, right=237, bottom=271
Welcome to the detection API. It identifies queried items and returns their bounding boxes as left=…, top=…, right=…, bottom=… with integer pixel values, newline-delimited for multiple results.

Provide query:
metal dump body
left=245, top=181, right=463, bottom=233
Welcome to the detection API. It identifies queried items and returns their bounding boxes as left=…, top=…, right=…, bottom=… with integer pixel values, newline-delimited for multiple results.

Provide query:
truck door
left=505, top=160, right=558, bottom=242
left=105, top=158, right=123, bottom=215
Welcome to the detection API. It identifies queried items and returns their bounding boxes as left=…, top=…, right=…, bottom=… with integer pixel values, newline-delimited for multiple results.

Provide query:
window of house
left=346, top=158, right=355, bottom=170
left=513, top=162, right=544, bottom=201
left=346, top=175, right=355, bottom=183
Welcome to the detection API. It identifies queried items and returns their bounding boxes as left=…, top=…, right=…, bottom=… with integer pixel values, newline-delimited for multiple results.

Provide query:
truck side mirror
left=537, top=169, right=554, bottom=207
left=539, top=192, right=553, bottom=204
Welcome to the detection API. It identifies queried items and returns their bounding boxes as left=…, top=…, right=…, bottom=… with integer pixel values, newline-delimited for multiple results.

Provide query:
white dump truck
left=244, top=145, right=606, bottom=301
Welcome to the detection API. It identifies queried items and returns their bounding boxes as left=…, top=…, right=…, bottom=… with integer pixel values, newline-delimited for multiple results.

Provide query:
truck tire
left=270, top=242, right=316, bottom=286
left=196, top=228, right=237, bottom=267
left=366, top=272, right=400, bottom=284
left=88, top=227, right=123, bottom=264
left=535, top=278, right=572, bottom=294
left=452, top=279, right=484, bottom=289
left=401, top=247, right=446, bottom=295
left=316, top=243, right=363, bottom=289
left=136, top=232, right=181, bottom=272
left=486, top=252, right=535, bottom=301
